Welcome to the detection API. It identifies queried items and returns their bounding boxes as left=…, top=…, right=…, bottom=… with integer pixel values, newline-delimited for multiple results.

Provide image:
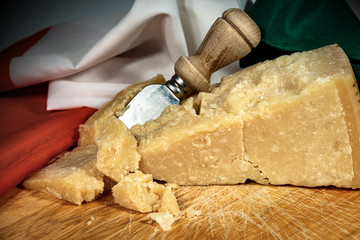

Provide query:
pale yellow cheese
left=23, top=145, right=105, bottom=205
left=138, top=112, right=269, bottom=185
left=157, top=185, right=180, bottom=216
left=96, top=116, right=140, bottom=182
left=23, top=44, right=360, bottom=217
left=149, top=212, right=177, bottom=231
left=78, top=74, right=166, bottom=146
left=22, top=76, right=162, bottom=205
left=243, top=81, right=353, bottom=187
left=135, top=44, right=360, bottom=189
left=96, top=112, right=181, bottom=225
left=112, top=171, right=180, bottom=216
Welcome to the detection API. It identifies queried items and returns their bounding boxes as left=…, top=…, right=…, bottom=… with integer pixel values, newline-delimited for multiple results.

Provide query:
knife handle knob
left=174, top=8, right=261, bottom=93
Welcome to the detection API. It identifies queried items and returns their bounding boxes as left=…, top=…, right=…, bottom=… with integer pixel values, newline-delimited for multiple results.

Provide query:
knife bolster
left=165, top=74, right=192, bottom=99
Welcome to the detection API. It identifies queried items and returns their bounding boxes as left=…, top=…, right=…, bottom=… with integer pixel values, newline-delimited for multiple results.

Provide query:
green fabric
left=243, top=0, right=360, bottom=83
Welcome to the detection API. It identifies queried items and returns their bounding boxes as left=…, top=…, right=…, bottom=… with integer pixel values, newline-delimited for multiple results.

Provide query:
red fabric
left=0, top=26, right=97, bottom=197
left=0, top=83, right=96, bottom=197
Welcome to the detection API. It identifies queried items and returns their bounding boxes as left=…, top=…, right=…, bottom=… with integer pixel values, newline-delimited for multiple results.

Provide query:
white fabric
left=10, top=0, right=244, bottom=110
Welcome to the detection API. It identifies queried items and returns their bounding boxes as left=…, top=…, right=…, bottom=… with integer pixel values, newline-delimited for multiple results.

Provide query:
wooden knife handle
left=174, top=8, right=261, bottom=93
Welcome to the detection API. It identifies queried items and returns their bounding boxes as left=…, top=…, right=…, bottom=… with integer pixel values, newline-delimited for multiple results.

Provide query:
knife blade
left=118, top=8, right=261, bottom=128
left=118, top=75, right=183, bottom=127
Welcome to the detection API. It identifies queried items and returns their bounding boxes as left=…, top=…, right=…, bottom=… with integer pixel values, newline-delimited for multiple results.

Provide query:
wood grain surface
left=0, top=183, right=359, bottom=239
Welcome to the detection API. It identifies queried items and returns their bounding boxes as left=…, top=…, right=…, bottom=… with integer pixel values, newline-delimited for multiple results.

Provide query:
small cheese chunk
left=23, top=145, right=104, bottom=205
left=112, top=171, right=180, bottom=215
left=149, top=212, right=177, bottom=231
left=96, top=116, right=140, bottom=182
left=158, top=185, right=180, bottom=216
left=112, top=171, right=160, bottom=213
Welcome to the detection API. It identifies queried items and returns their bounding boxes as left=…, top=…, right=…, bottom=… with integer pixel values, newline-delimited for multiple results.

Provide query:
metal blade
left=118, top=84, right=180, bottom=128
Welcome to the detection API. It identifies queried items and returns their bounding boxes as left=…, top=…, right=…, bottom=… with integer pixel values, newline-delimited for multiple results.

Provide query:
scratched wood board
left=0, top=183, right=359, bottom=239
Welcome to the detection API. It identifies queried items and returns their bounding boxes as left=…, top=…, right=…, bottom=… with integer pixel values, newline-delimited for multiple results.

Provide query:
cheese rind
left=332, top=77, right=360, bottom=188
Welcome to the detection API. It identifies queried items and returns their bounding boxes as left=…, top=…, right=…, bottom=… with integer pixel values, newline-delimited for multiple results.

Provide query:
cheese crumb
left=86, top=216, right=95, bottom=225
left=182, top=207, right=203, bottom=218
left=149, top=212, right=177, bottom=231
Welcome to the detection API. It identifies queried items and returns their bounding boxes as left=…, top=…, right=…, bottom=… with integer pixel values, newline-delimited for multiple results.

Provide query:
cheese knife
left=118, top=8, right=260, bottom=128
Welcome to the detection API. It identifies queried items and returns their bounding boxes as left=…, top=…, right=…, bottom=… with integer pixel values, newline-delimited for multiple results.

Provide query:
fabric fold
left=6, top=0, right=240, bottom=110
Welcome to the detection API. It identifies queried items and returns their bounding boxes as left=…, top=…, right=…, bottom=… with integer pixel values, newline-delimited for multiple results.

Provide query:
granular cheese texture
left=78, top=75, right=166, bottom=146
left=135, top=44, right=360, bottom=189
left=23, top=45, right=360, bottom=232
left=23, top=145, right=104, bottom=205
left=112, top=171, right=179, bottom=215
left=96, top=116, right=140, bottom=182
left=149, top=212, right=177, bottom=231
left=112, top=171, right=180, bottom=230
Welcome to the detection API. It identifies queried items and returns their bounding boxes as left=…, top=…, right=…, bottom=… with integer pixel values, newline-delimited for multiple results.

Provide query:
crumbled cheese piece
left=149, top=212, right=177, bottom=231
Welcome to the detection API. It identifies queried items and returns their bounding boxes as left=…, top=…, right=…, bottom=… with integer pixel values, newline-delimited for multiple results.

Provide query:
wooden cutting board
left=0, top=183, right=359, bottom=239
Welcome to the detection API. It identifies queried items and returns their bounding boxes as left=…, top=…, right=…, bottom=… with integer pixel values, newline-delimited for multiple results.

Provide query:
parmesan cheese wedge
left=135, top=44, right=360, bottom=189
